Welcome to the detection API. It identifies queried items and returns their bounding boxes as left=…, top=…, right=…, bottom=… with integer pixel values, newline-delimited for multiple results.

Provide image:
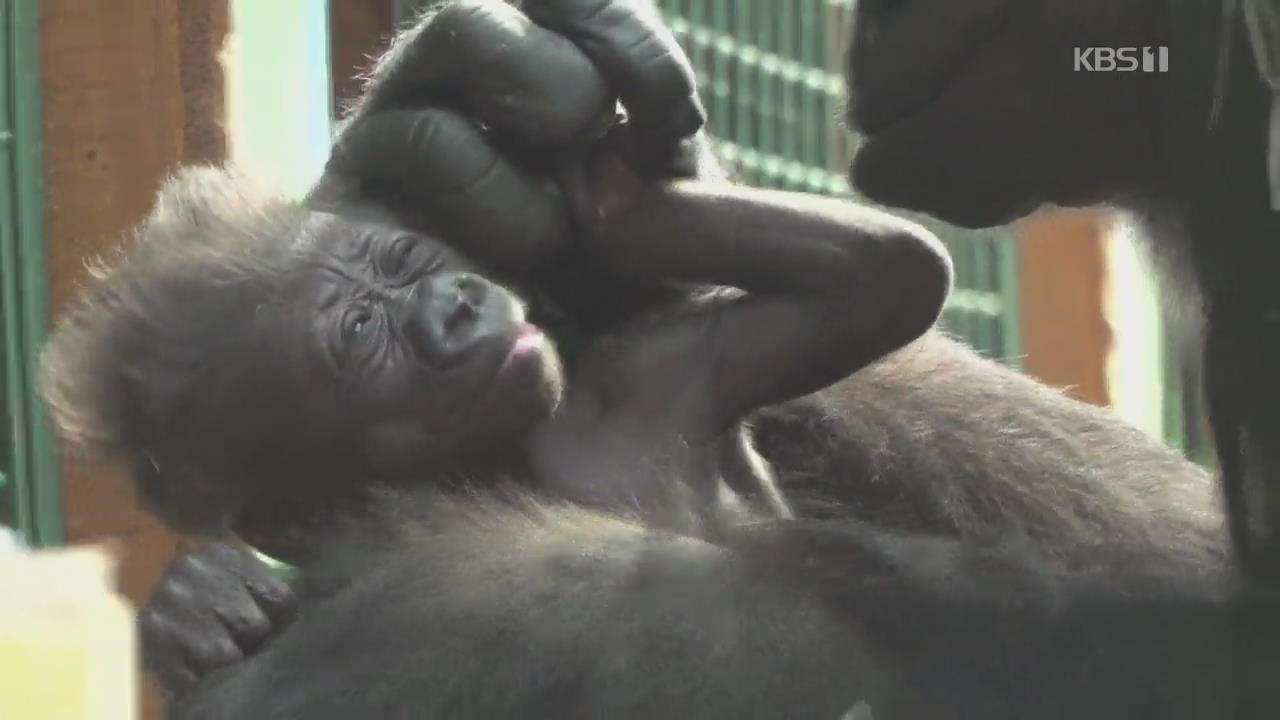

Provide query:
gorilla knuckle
left=197, top=542, right=249, bottom=569
left=429, top=0, right=500, bottom=43
left=138, top=605, right=173, bottom=638
left=190, top=636, right=244, bottom=668
left=171, top=552, right=216, bottom=581
left=224, top=611, right=270, bottom=641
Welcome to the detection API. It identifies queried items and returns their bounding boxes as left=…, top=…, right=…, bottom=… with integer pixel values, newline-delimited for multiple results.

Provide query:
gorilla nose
left=407, top=272, right=487, bottom=366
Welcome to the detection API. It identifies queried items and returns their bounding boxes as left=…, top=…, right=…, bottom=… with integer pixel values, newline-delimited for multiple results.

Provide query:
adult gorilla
left=847, top=0, right=1280, bottom=579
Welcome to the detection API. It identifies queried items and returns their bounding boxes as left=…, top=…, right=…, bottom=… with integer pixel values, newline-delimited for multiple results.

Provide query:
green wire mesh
left=659, top=0, right=850, bottom=194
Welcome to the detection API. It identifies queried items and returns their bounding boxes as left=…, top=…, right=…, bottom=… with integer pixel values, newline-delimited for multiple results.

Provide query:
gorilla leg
left=756, top=333, right=1228, bottom=582
left=172, top=499, right=865, bottom=720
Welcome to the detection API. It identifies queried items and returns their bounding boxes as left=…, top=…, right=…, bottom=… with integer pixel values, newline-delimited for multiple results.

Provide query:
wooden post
left=40, top=2, right=230, bottom=717
left=1015, top=209, right=1113, bottom=407
left=331, top=0, right=395, bottom=118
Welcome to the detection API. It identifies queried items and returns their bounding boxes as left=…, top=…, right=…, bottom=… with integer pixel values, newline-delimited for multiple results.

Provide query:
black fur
left=847, top=0, right=1280, bottom=582
left=45, top=1, right=1277, bottom=716
left=43, top=163, right=1246, bottom=716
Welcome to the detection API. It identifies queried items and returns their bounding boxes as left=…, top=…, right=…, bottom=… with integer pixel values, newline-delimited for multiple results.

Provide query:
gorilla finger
left=174, top=546, right=289, bottom=642
left=139, top=605, right=194, bottom=659
left=153, top=660, right=201, bottom=699
left=200, top=543, right=299, bottom=619
left=596, top=119, right=717, bottom=181
left=241, top=571, right=298, bottom=623
left=329, top=109, right=572, bottom=272
left=393, top=0, right=615, bottom=147
left=186, top=633, right=245, bottom=674
left=166, top=548, right=223, bottom=588
left=525, top=0, right=705, bottom=150
left=211, top=588, right=274, bottom=650
left=141, top=610, right=235, bottom=678
left=194, top=541, right=266, bottom=578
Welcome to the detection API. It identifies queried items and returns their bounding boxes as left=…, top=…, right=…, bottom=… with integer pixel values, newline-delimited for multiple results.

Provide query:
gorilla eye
left=380, top=236, right=417, bottom=278
left=341, top=307, right=375, bottom=345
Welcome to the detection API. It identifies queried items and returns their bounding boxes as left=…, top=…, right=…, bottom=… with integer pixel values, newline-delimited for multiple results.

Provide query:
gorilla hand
left=140, top=543, right=297, bottom=698
left=317, top=0, right=706, bottom=281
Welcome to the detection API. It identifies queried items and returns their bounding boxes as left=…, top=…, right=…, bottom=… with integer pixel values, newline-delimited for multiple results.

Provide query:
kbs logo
left=1073, top=46, right=1169, bottom=72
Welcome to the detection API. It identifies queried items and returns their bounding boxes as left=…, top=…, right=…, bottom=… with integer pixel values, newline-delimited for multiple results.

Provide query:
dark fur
left=847, top=0, right=1280, bottom=581
left=755, top=333, right=1225, bottom=580
left=43, top=167, right=574, bottom=548
left=42, top=169, right=1247, bottom=718
left=42, top=168, right=1224, bottom=577
left=41, top=169, right=315, bottom=533
left=167, top=484, right=1254, bottom=720
left=174, top=493, right=866, bottom=720
left=44, top=2, right=1275, bottom=716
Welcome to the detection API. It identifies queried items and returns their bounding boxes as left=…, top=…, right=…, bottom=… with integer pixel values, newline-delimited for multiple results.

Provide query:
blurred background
left=0, top=1, right=1209, bottom=716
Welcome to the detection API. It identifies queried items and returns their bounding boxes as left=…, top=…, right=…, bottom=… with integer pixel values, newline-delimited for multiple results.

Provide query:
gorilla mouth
left=853, top=80, right=950, bottom=141
left=848, top=2, right=1011, bottom=138
left=498, top=323, right=547, bottom=375
left=851, top=62, right=962, bottom=139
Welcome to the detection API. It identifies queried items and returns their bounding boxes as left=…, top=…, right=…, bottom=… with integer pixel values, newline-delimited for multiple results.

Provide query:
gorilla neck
left=235, top=447, right=537, bottom=566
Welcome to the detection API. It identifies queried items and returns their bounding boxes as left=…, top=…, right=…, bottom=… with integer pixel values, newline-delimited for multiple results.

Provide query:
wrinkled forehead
left=286, top=211, right=486, bottom=303
left=297, top=211, right=450, bottom=257
left=299, top=210, right=419, bottom=249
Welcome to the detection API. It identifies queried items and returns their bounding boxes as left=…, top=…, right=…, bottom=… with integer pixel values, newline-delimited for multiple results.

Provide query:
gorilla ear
left=364, top=419, right=440, bottom=476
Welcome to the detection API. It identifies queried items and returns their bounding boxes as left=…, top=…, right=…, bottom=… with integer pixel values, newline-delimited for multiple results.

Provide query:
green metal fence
left=1161, top=314, right=1214, bottom=465
left=0, top=0, right=61, bottom=546
left=660, top=0, right=848, bottom=195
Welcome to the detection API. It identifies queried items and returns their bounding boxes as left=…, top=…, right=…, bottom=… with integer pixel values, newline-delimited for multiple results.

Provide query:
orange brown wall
left=41, top=2, right=229, bottom=717
left=1015, top=209, right=1113, bottom=407
left=331, top=1, right=395, bottom=116
left=39, top=3, right=400, bottom=716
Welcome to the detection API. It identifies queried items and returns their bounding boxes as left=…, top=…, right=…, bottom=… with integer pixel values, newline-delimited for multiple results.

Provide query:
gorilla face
left=284, top=213, right=566, bottom=477
left=846, top=0, right=1166, bottom=227
left=39, top=165, right=569, bottom=538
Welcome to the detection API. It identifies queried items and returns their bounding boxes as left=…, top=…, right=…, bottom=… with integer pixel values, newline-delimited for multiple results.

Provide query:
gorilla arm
left=524, top=163, right=949, bottom=518
left=316, top=0, right=716, bottom=341
left=170, top=499, right=866, bottom=720
left=314, top=0, right=703, bottom=280
left=517, top=171, right=1276, bottom=717
left=579, top=172, right=951, bottom=433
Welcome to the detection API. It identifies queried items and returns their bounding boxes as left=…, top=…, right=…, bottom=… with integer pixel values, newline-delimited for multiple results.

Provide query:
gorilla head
left=846, top=0, right=1171, bottom=228
left=42, top=167, right=564, bottom=538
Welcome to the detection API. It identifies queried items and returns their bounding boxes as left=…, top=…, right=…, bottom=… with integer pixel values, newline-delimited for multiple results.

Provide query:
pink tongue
left=511, top=325, right=543, bottom=355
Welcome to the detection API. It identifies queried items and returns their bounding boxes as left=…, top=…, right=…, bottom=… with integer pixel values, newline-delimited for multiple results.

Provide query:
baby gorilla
left=43, top=144, right=952, bottom=719
left=47, top=2, right=1262, bottom=714
left=42, top=155, right=947, bottom=553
